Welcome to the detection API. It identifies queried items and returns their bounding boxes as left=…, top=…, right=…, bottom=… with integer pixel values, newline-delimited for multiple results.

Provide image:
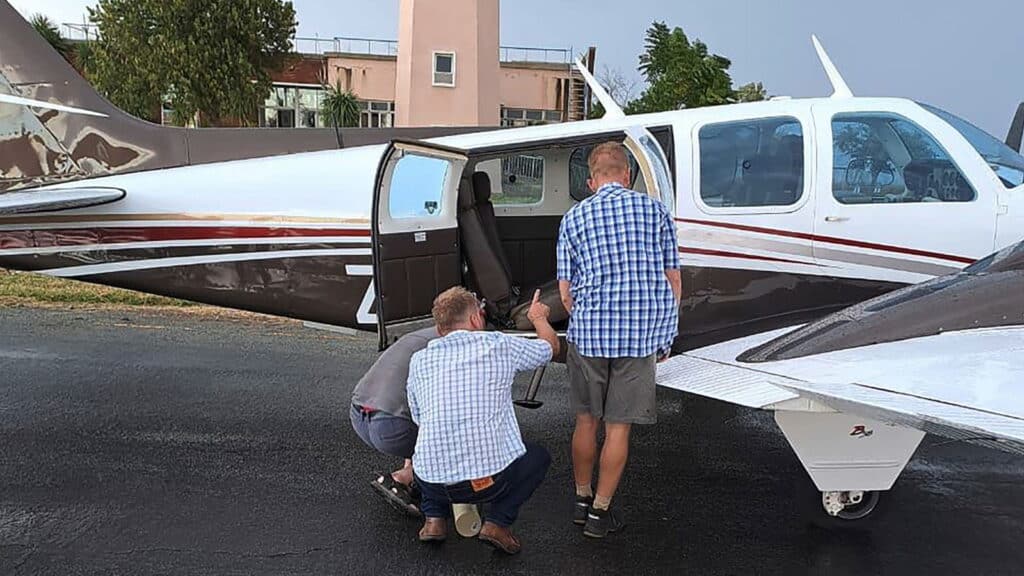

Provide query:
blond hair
left=432, top=286, right=479, bottom=333
left=588, top=142, right=630, bottom=179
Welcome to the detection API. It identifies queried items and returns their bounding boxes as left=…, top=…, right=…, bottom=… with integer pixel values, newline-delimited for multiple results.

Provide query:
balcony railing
left=293, top=36, right=399, bottom=57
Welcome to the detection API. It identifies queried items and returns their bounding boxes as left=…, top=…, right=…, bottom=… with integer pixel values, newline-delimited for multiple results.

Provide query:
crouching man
left=407, top=287, right=558, bottom=555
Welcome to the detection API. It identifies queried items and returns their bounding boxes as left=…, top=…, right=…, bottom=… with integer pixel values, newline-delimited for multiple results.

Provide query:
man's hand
left=526, top=289, right=550, bottom=323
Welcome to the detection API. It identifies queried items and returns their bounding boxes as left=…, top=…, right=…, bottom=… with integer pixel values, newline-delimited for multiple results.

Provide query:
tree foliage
left=87, top=0, right=297, bottom=126
left=592, top=21, right=769, bottom=117
left=321, top=81, right=361, bottom=128
left=31, top=14, right=71, bottom=60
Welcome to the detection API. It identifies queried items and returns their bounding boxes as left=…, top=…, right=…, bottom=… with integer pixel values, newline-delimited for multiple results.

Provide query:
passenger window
left=388, top=154, right=450, bottom=218
left=832, top=113, right=975, bottom=204
left=698, top=117, right=804, bottom=208
left=493, top=155, right=544, bottom=205
left=569, top=146, right=641, bottom=202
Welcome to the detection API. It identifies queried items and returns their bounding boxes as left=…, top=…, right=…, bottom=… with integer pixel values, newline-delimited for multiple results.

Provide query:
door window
left=698, top=117, right=805, bottom=208
left=388, top=154, right=451, bottom=218
left=832, top=113, right=976, bottom=204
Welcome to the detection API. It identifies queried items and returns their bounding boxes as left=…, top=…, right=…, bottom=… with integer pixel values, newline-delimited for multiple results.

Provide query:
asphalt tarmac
left=2, top=308, right=1023, bottom=575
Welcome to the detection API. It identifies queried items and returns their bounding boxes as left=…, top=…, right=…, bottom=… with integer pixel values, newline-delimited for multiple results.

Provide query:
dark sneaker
left=583, top=506, right=623, bottom=538
left=573, top=495, right=593, bottom=526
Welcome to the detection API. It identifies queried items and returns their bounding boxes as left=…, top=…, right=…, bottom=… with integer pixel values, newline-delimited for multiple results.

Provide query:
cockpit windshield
left=920, top=103, right=1024, bottom=188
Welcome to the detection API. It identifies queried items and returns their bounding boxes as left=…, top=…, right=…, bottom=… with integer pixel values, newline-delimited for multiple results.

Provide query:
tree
left=321, top=81, right=361, bottom=128
left=588, top=66, right=639, bottom=119
left=734, top=81, right=767, bottom=103
left=87, top=0, right=297, bottom=126
left=31, top=14, right=71, bottom=60
left=627, top=22, right=735, bottom=114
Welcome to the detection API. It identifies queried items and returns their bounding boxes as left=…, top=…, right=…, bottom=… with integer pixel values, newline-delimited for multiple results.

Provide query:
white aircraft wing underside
left=0, top=187, right=126, bottom=215
left=658, top=327, right=1024, bottom=455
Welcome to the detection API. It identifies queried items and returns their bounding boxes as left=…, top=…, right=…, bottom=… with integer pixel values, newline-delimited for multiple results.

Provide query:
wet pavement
left=1, top=308, right=1022, bottom=575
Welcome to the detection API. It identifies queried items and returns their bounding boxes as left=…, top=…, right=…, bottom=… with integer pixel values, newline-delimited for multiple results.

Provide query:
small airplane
left=658, top=238, right=1024, bottom=521
left=2, top=0, right=1023, bottom=356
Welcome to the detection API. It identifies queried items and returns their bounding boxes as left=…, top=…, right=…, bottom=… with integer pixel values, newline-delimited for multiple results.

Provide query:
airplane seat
left=472, top=172, right=515, bottom=281
left=764, top=135, right=803, bottom=205
left=457, top=174, right=517, bottom=322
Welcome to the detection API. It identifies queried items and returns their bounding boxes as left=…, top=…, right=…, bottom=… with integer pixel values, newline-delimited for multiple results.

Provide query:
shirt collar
left=596, top=182, right=626, bottom=195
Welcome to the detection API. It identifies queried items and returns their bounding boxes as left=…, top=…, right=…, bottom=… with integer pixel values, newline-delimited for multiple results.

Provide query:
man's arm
left=558, top=279, right=573, bottom=315
left=526, top=289, right=560, bottom=360
left=406, top=361, right=421, bottom=425
left=665, top=268, right=682, bottom=305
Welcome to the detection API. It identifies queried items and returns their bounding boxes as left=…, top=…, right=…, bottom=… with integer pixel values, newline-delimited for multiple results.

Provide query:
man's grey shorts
left=567, top=343, right=657, bottom=425
left=350, top=404, right=418, bottom=459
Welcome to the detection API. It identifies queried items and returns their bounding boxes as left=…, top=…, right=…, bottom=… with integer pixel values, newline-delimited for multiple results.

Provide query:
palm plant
left=321, top=81, right=360, bottom=128
left=31, top=14, right=71, bottom=60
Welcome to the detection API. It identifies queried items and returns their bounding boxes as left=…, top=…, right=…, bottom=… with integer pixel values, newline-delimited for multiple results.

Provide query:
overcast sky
left=12, top=0, right=1024, bottom=137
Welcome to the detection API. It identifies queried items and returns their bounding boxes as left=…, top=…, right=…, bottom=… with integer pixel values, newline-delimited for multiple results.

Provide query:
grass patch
left=0, top=268, right=197, bottom=307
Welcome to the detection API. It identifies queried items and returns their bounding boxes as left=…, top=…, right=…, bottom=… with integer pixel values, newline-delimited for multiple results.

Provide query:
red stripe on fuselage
left=0, top=226, right=370, bottom=250
left=676, top=218, right=975, bottom=265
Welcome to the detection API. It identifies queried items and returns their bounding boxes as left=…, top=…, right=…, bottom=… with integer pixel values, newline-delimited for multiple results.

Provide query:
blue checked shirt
left=557, top=183, right=681, bottom=358
left=407, top=330, right=552, bottom=484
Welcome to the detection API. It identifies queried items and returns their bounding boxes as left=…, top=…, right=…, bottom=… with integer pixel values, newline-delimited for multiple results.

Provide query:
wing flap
left=0, top=187, right=125, bottom=215
left=656, top=354, right=799, bottom=409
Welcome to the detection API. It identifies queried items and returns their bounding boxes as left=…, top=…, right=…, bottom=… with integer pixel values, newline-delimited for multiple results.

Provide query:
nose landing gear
left=822, top=490, right=880, bottom=520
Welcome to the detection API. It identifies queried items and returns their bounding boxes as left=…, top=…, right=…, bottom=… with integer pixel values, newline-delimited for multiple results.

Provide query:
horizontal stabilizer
left=656, top=354, right=799, bottom=409
left=0, top=187, right=126, bottom=215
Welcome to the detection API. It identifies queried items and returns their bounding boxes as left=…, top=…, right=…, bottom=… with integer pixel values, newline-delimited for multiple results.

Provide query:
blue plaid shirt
left=407, top=331, right=552, bottom=484
left=557, top=183, right=680, bottom=358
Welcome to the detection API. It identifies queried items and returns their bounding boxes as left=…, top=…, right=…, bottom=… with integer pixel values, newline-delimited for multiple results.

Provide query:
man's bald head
left=587, top=142, right=631, bottom=192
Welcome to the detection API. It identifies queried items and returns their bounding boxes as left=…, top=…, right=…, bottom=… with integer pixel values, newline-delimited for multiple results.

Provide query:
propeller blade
left=0, top=93, right=108, bottom=118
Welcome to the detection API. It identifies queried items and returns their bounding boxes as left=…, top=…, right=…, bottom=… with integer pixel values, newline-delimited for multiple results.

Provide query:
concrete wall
left=500, top=63, right=570, bottom=110
left=326, top=55, right=398, bottom=102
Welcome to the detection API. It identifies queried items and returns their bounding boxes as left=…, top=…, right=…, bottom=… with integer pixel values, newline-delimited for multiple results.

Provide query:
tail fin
left=1006, top=102, right=1024, bottom=153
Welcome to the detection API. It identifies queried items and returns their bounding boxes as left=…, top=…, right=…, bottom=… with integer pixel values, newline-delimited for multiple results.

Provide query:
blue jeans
left=349, top=404, right=418, bottom=459
left=414, top=442, right=551, bottom=528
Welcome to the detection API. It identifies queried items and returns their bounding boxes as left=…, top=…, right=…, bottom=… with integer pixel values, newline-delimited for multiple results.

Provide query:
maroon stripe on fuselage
left=676, top=218, right=975, bottom=265
left=0, top=226, right=370, bottom=249
left=679, top=246, right=811, bottom=266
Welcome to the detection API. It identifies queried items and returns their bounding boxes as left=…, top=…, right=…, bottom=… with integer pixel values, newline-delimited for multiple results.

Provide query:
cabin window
left=388, top=154, right=450, bottom=218
left=495, top=155, right=544, bottom=204
left=698, top=117, right=804, bottom=208
left=433, top=52, right=456, bottom=87
left=832, top=113, right=976, bottom=204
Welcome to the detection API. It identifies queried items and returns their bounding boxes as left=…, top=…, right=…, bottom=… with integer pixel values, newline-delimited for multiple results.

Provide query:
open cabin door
left=372, top=140, right=468, bottom=349
left=623, top=125, right=676, bottom=212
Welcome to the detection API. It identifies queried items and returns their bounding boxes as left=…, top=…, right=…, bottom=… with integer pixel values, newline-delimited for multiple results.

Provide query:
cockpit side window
left=832, top=113, right=976, bottom=204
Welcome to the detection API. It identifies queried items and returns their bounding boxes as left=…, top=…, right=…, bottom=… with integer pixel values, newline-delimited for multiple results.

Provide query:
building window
left=500, top=108, right=563, bottom=127
left=359, top=100, right=395, bottom=128
left=259, top=85, right=324, bottom=128
left=433, top=52, right=456, bottom=87
left=698, top=117, right=805, bottom=208
left=832, top=113, right=975, bottom=204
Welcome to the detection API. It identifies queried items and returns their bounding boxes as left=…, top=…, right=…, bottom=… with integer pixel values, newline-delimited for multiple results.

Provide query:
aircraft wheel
left=821, top=490, right=880, bottom=521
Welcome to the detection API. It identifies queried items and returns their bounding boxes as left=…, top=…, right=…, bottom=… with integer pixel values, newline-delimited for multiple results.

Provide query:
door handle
left=824, top=216, right=850, bottom=223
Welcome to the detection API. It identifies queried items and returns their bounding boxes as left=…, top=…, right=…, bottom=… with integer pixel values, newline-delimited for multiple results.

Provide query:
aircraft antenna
left=811, top=35, right=853, bottom=98
left=573, top=59, right=625, bottom=119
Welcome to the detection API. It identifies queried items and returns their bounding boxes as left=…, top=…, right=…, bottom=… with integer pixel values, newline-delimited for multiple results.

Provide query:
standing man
left=557, top=142, right=682, bottom=538
left=350, top=325, right=439, bottom=516
left=407, top=287, right=558, bottom=555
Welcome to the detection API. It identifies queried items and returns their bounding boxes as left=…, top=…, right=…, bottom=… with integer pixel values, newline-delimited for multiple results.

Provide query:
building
left=67, top=0, right=594, bottom=129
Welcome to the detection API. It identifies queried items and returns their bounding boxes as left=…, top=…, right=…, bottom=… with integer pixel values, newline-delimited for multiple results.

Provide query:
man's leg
left=594, top=422, right=631, bottom=507
left=568, top=344, right=607, bottom=501
left=412, top=473, right=451, bottom=542
left=484, top=442, right=551, bottom=528
left=572, top=414, right=600, bottom=493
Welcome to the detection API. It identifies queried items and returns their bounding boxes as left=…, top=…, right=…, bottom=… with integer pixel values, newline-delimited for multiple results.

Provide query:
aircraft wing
left=657, top=326, right=1024, bottom=455
left=0, top=187, right=126, bottom=215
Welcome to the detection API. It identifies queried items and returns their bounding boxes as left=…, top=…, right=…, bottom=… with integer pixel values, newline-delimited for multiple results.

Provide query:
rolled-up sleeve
left=506, top=336, right=553, bottom=372
left=556, top=217, right=573, bottom=282
left=660, top=208, right=681, bottom=270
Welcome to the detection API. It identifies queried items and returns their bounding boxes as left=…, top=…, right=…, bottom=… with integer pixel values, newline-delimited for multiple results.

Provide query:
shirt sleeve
left=556, top=215, right=573, bottom=282
left=506, top=335, right=554, bottom=373
left=406, top=358, right=421, bottom=425
left=660, top=206, right=681, bottom=270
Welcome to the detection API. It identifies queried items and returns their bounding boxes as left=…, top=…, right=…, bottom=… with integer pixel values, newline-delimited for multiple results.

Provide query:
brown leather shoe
left=418, top=517, right=447, bottom=543
left=478, top=521, right=521, bottom=555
